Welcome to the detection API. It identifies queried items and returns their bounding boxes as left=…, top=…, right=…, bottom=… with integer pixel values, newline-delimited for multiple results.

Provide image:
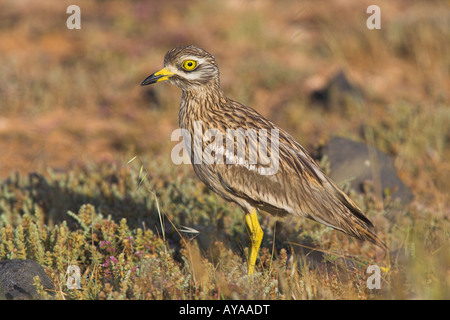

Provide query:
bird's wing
left=212, top=122, right=385, bottom=247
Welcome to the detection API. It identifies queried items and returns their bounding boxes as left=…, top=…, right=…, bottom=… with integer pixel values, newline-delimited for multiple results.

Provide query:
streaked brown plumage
left=142, top=45, right=386, bottom=275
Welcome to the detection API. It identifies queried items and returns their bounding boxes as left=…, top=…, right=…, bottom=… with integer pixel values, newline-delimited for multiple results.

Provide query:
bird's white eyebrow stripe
left=181, top=56, right=207, bottom=65
left=166, top=56, right=209, bottom=80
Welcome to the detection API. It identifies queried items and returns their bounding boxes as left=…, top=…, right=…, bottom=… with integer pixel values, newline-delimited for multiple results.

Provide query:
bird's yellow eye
left=181, top=60, right=198, bottom=71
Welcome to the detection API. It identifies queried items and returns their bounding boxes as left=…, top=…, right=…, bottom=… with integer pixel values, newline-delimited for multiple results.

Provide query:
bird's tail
left=350, top=216, right=388, bottom=250
left=337, top=190, right=388, bottom=250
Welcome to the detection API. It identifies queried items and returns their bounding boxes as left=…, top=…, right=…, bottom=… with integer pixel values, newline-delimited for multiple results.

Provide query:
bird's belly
left=191, top=163, right=224, bottom=195
left=191, top=162, right=252, bottom=210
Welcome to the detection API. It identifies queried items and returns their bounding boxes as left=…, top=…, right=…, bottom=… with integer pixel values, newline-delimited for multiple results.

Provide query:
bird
left=141, top=45, right=386, bottom=275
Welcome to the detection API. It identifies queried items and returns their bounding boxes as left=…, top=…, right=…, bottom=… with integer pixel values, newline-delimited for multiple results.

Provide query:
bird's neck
left=182, top=80, right=225, bottom=102
left=179, top=84, right=228, bottom=130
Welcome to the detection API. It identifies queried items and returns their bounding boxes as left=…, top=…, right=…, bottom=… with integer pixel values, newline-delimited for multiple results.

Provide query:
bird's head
left=141, top=45, right=220, bottom=91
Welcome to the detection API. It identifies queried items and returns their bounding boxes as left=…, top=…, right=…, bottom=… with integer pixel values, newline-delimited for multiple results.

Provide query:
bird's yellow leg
left=245, top=209, right=263, bottom=275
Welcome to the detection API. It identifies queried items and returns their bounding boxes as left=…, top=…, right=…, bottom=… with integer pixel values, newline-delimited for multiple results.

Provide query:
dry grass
left=0, top=0, right=449, bottom=299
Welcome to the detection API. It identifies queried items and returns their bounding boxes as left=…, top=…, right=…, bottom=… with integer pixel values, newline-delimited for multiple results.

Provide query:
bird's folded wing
left=215, top=142, right=376, bottom=237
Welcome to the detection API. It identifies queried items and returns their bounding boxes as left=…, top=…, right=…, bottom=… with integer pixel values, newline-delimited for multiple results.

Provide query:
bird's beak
left=141, top=67, right=174, bottom=86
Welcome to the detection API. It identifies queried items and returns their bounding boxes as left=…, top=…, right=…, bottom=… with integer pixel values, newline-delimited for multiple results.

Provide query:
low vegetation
left=0, top=0, right=448, bottom=299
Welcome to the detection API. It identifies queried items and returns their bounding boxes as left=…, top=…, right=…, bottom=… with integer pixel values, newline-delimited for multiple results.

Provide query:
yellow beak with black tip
left=141, top=68, right=174, bottom=86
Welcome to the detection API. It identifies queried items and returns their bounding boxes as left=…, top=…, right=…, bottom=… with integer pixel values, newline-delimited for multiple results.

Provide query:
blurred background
left=0, top=0, right=449, bottom=299
left=0, top=0, right=448, bottom=208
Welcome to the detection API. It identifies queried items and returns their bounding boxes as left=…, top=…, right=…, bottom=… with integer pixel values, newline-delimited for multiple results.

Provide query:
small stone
left=310, top=70, right=364, bottom=111
left=320, top=137, right=414, bottom=205
left=0, top=259, right=54, bottom=300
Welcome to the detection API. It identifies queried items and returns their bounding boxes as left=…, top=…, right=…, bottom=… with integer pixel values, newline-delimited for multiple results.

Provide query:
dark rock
left=319, top=137, right=414, bottom=205
left=142, top=87, right=161, bottom=109
left=311, top=70, right=364, bottom=111
left=0, top=259, right=54, bottom=300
